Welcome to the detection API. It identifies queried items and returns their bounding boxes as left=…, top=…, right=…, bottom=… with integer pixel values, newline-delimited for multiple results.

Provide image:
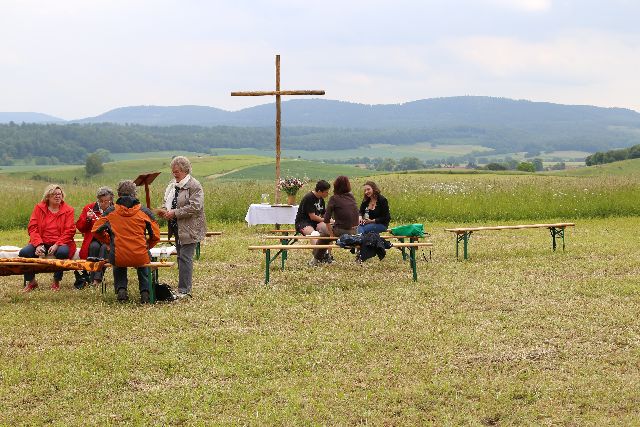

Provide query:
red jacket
left=76, top=202, right=103, bottom=259
left=27, top=201, right=77, bottom=259
left=92, top=196, right=160, bottom=267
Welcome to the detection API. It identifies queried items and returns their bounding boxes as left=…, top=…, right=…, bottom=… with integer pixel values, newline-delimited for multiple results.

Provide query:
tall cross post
left=231, top=55, right=325, bottom=203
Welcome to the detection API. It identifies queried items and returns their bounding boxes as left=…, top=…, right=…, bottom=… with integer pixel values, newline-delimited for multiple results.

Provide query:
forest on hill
left=2, top=97, right=640, bottom=165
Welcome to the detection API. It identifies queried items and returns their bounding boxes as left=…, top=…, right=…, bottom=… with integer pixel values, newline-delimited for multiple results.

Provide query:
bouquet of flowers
left=277, top=176, right=308, bottom=196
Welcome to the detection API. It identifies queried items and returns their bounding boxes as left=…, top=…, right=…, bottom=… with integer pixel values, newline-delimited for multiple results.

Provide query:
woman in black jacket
left=357, top=181, right=390, bottom=234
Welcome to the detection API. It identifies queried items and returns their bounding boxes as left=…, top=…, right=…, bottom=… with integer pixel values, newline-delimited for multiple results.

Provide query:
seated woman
left=19, top=184, right=76, bottom=292
left=75, top=186, right=114, bottom=288
left=314, top=176, right=359, bottom=265
left=357, top=181, right=391, bottom=234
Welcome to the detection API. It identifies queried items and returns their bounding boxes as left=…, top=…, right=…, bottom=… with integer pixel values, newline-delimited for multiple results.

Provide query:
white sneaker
left=308, top=257, right=320, bottom=267
left=176, top=292, right=191, bottom=299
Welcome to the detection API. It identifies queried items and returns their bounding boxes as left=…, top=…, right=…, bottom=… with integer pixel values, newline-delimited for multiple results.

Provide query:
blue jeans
left=357, top=223, right=387, bottom=234
left=19, top=243, right=70, bottom=282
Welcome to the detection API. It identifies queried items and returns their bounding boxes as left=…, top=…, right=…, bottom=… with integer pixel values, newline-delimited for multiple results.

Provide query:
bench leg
left=549, top=227, right=566, bottom=252
left=146, top=267, right=156, bottom=304
left=264, top=249, right=271, bottom=284
left=195, top=242, right=200, bottom=260
left=410, top=245, right=417, bottom=281
left=456, top=232, right=471, bottom=260
left=399, top=238, right=407, bottom=260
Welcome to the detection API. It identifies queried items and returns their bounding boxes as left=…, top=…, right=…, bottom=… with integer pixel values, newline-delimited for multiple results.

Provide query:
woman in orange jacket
left=20, top=184, right=77, bottom=292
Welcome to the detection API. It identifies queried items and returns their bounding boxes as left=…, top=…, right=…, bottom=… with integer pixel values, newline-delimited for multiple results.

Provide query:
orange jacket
left=92, top=196, right=160, bottom=267
left=27, top=201, right=76, bottom=259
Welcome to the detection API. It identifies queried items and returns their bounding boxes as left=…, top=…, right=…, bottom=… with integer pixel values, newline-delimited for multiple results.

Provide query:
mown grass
left=1, top=217, right=640, bottom=424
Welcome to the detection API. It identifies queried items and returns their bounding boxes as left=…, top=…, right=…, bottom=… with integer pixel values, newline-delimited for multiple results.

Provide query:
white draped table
left=245, top=204, right=299, bottom=226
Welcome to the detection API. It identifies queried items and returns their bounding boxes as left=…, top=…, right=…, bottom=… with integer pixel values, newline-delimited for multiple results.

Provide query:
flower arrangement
left=277, top=176, right=308, bottom=196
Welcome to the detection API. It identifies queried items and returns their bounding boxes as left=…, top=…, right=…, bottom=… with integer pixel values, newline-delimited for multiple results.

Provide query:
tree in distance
left=85, top=152, right=104, bottom=176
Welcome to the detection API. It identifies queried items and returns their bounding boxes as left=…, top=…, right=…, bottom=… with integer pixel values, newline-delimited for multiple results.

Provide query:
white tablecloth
left=245, top=204, right=298, bottom=226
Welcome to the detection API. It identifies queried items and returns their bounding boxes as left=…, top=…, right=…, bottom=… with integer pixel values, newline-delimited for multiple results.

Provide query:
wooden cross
left=231, top=54, right=325, bottom=203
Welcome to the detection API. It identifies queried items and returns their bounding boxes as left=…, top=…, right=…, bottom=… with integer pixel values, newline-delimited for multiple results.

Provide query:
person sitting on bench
left=19, top=184, right=77, bottom=292
left=92, top=180, right=160, bottom=303
left=313, top=176, right=359, bottom=266
left=357, top=181, right=390, bottom=235
left=75, top=186, right=114, bottom=289
left=294, top=179, right=331, bottom=264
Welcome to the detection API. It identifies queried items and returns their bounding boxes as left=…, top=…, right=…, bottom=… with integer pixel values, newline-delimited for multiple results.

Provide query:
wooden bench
left=262, top=234, right=429, bottom=263
left=249, top=242, right=433, bottom=284
left=75, top=231, right=221, bottom=260
left=444, top=223, right=576, bottom=260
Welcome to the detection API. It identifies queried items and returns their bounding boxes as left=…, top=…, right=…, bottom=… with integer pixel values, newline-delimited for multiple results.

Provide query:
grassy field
left=218, top=159, right=379, bottom=181
left=1, top=215, right=639, bottom=424
left=0, top=156, right=638, bottom=230
left=1, top=157, right=640, bottom=423
left=210, top=142, right=494, bottom=162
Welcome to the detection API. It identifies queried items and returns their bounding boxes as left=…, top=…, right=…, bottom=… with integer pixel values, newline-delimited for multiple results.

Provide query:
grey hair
left=117, top=180, right=137, bottom=197
left=96, top=186, right=114, bottom=199
left=170, top=156, right=192, bottom=174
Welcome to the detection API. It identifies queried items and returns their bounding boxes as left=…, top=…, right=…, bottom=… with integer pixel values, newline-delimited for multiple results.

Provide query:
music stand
left=133, top=172, right=161, bottom=208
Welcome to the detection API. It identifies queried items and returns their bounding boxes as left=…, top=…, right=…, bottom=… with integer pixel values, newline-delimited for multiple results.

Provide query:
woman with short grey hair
left=75, top=186, right=115, bottom=288
left=170, top=156, right=192, bottom=175
left=160, top=156, right=206, bottom=298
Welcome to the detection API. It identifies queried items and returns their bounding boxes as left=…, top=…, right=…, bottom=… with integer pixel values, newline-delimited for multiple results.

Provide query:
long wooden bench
left=263, top=234, right=429, bottom=263
left=249, top=242, right=433, bottom=284
left=444, top=223, right=576, bottom=260
left=75, top=231, right=222, bottom=260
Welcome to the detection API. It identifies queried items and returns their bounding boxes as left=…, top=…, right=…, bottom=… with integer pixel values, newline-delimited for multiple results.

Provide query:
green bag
left=390, top=223, right=425, bottom=237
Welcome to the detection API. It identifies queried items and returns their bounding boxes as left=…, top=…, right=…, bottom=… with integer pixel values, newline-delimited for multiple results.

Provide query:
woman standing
left=76, top=186, right=114, bottom=287
left=159, top=156, right=206, bottom=298
left=20, top=184, right=76, bottom=292
left=357, top=181, right=391, bottom=234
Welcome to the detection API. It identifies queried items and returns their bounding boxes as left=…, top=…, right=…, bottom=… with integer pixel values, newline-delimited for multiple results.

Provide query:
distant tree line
left=330, top=156, right=565, bottom=172
left=0, top=121, right=637, bottom=165
left=585, top=144, right=640, bottom=166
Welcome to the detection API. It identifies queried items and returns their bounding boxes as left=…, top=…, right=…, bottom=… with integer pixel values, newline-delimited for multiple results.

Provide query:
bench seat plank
left=445, top=223, right=575, bottom=233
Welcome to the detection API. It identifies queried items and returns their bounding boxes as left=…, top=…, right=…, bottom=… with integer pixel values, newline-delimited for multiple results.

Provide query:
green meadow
left=1, top=155, right=640, bottom=424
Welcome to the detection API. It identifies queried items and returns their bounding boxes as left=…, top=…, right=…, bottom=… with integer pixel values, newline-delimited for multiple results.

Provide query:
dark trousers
left=113, top=266, right=150, bottom=293
left=88, top=240, right=108, bottom=281
left=19, top=243, right=70, bottom=282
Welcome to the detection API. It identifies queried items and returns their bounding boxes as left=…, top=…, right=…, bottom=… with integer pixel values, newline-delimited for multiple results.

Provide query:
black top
left=295, top=191, right=325, bottom=228
left=359, top=194, right=390, bottom=227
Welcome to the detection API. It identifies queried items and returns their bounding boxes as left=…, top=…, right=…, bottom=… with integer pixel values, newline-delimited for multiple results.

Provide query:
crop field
left=1, top=156, right=639, bottom=424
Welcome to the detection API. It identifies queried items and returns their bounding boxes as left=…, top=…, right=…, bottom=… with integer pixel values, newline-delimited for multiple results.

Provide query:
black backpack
left=154, top=282, right=178, bottom=302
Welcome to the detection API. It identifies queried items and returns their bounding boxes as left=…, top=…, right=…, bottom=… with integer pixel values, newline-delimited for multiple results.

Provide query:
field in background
left=0, top=156, right=638, bottom=229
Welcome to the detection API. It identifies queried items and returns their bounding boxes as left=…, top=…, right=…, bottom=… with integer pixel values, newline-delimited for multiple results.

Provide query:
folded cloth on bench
left=0, top=246, right=21, bottom=258
left=0, top=257, right=107, bottom=276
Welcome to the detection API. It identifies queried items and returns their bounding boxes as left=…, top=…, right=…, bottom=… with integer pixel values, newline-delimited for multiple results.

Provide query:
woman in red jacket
left=20, top=184, right=77, bottom=292
left=75, top=186, right=114, bottom=288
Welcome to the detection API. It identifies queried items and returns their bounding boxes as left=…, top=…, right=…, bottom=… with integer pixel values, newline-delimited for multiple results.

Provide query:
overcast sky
left=2, top=0, right=640, bottom=119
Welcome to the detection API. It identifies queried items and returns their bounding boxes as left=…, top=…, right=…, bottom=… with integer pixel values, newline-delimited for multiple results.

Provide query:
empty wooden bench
left=444, top=223, right=576, bottom=260
left=249, top=241, right=433, bottom=284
